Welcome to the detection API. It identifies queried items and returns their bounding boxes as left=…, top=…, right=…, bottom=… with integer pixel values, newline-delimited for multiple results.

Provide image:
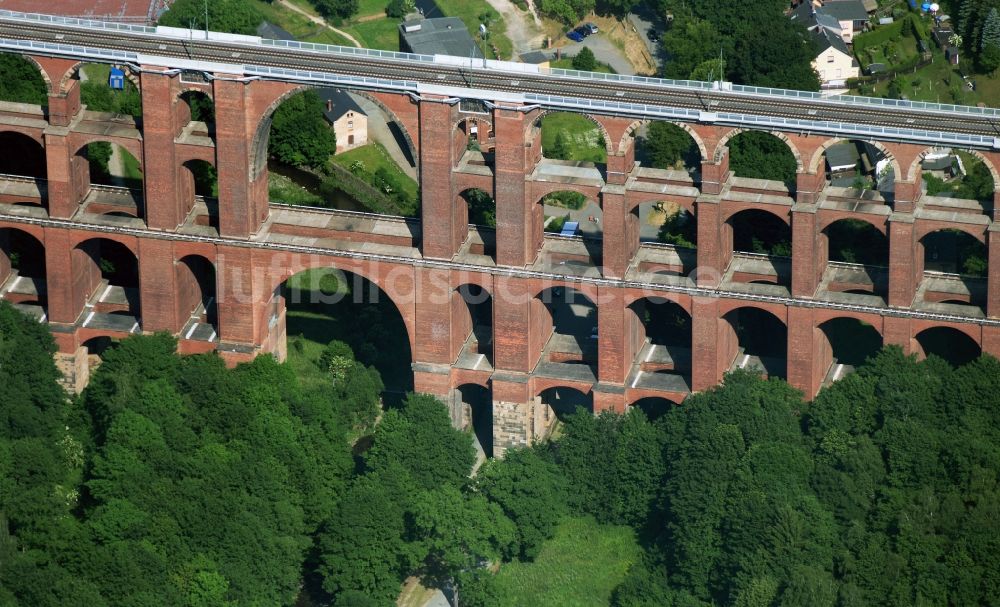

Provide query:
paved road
left=558, top=34, right=636, bottom=75
left=351, top=93, right=418, bottom=179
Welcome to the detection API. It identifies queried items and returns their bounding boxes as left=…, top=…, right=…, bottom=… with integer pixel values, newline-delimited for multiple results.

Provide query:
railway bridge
left=1, top=10, right=1000, bottom=452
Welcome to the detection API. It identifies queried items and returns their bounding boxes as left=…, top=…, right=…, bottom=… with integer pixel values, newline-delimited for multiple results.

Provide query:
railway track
left=0, top=11, right=998, bottom=147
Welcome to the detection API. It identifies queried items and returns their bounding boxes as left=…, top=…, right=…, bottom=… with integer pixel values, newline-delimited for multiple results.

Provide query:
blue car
left=567, top=29, right=584, bottom=42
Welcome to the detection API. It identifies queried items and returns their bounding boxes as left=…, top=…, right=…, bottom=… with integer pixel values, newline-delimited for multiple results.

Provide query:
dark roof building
left=399, top=16, right=483, bottom=58
left=316, top=89, right=366, bottom=123
left=821, top=0, right=869, bottom=24
left=257, top=21, right=295, bottom=42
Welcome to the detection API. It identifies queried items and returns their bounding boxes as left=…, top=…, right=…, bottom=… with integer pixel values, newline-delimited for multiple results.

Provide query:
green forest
left=3, top=298, right=1000, bottom=605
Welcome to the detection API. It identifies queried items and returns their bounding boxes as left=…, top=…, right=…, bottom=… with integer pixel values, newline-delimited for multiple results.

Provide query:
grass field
left=269, top=172, right=325, bottom=206
left=332, top=143, right=419, bottom=202
left=284, top=269, right=413, bottom=395
left=493, top=516, right=642, bottom=607
left=541, top=113, right=608, bottom=163
left=434, top=0, right=513, bottom=59
left=342, top=18, right=401, bottom=50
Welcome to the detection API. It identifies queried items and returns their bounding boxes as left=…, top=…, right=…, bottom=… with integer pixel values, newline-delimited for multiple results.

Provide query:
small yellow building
left=319, top=89, right=368, bottom=153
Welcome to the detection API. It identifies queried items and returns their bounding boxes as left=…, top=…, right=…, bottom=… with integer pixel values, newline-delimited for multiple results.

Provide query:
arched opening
left=727, top=209, right=791, bottom=288
left=628, top=297, right=692, bottom=391
left=629, top=396, right=681, bottom=421
left=642, top=202, right=696, bottom=247
left=538, top=386, right=593, bottom=422
left=459, top=188, right=496, bottom=260
left=636, top=121, right=701, bottom=176
left=181, top=159, right=219, bottom=230
left=534, top=286, right=598, bottom=375
left=823, top=219, right=889, bottom=298
left=729, top=209, right=791, bottom=257
left=455, top=383, right=493, bottom=458
left=818, top=318, right=883, bottom=384
left=78, top=63, right=142, bottom=117
left=455, top=284, right=492, bottom=368
left=633, top=201, right=697, bottom=278
left=921, top=149, right=995, bottom=207
left=727, top=131, right=797, bottom=190
left=822, top=140, right=894, bottom=196
left=915, top=327, right=981, bottom=367
left=179, top=90, right=215, bottom=136
left=538, top=112, right=607, bottom=164
left=723, top=307, right=787, bottom=380
left=921, top=229, right=987, bottom=277
left=538, top=190, right=603, bottom=268
left=81, top=336, right=116, bottom=358
left=0, top=53, right=47, bottom=106
left=75, top=142, right=144, bottom=219
left=0, top=132, right=47, bottom=210
left=456, top=117, right=494, bottom=168
left=0, top=228, right=46, bottom=312
left=282, top=267, right=414, bottom=402
left=0, top=132, right=46, bottom=179
left=176, top=255, right=217, bottom=341
left=73, top=238, right=140, bottom=330
left=826, top=219, right=888, bottom=266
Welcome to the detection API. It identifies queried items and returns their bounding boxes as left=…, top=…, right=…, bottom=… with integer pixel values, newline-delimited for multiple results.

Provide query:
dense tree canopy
left=158, top=0, right=265, bottom=35
left=4, top=295, right=1000, bottom=606
left=269, top=90, right=337, bottom=169
left=660, top=0, right=820, bottom=90
left=0, top=53, right=47, bottom=105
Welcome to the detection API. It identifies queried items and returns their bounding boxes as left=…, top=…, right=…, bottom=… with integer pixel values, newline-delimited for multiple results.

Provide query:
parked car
left=567, top=29, right=585, bottom=42
left=584, top=22, right=599, bottom=34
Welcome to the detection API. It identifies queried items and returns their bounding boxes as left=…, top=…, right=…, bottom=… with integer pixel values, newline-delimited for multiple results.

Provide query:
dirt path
left=483, top=0, right=544, bottom=55
left=107, top=145, right=127, bottom=187
left=277, top=0, right=363, bottom=47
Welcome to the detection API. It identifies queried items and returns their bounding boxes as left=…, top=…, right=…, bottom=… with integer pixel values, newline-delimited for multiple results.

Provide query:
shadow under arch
left=915, top=326, right=981, bottom=367
left=456, top=383, right=493, bottom=458
left=722, top=306, right=787, bottom=380
left=279, top=264, right=415, bottom=396
left=538, top=385, right=593, bottom=421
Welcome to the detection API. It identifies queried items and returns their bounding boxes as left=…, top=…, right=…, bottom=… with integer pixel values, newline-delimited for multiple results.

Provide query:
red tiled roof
left=0, top=0, right=169, bottom=24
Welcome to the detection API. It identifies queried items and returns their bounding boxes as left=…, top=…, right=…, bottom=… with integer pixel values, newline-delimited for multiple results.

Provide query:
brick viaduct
left=3, top=55, right=1000, bottom=453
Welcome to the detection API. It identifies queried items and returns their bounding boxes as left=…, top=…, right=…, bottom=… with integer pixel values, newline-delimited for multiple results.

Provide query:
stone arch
left=714, top=128, right=804, bottom=171
left=721, top=305, right=788, bottom=379
left=823, top=218, right=890, bottom=268
left=72, top=62, right=142, bottom=92
left=249, top=84, right=312, bottom=181
left=269, top=257, right=417, bottom=358
left=808, top=137, right=902, bottom=178
left=817, top=213, right=887, bottom=235
left=455, top=115, right=493, bottom=137
left=527, top=109, right=614, bottom=156
left=818, top=316, right=883, bottom=368
left=0, top=127, right=45, bottom=148
left=915, top=223, right=986, bottom=245
left=351, top=90, right=418, bottom=169
left=176, top=254, right=217, bottom=330
left=72, top=136, right=144, bottom=172
left=722, top=205, right=791, bottom=226
left=618, top=118, right=708, bottom=160
left=19, top=55, right=53, bottom=93
left=914, top=325, right=981, bottom=366
left=0, top=227, right=46, bottom=295
left=0, top=131, right=47, bottom=180
left=908, top=147, right=1000, bottom=185
left=454, top=282, right=493, bottom=365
